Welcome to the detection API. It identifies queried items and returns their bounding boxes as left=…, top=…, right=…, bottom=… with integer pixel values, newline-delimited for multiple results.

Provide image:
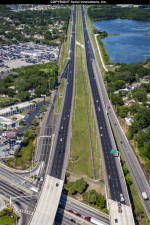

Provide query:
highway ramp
left=30, top=175, right=63, bottom=225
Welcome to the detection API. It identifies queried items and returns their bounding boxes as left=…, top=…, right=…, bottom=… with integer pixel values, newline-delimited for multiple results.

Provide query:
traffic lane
left=112, top=121, right=150, bottom=211
left=88, top=71, right=123, bottom=202
left=55, top=210, right=89, bottom=225
left=0, top=180, right=37, bottom=209
left=82, top=8, right=125, bottom=204
left=59, top=198, right=109, bottom=224
left=50, top=67, right=74, bottom=177
left=0, top=166, right=33, bottom=188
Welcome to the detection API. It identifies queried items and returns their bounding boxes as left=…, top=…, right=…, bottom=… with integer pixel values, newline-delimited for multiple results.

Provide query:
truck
left=30, top=186, right=39, bottom=193
left=142, top=192, right=148, bottom=200
left=90, top=217, right=108, bottom=225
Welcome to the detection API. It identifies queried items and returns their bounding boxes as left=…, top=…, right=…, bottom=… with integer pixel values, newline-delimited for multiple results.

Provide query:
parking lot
left=0, top=42, right=60, bottom=75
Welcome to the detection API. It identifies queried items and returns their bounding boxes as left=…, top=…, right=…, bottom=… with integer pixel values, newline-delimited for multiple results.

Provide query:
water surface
left=93, top=19, right=150, bottom=64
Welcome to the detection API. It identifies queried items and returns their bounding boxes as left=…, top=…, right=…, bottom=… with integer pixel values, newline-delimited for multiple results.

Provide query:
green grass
left=0, top=216, right=16, bottom=224
left=55, top=79, right=65, bottom=114
left=7, top=139, right=34, bottom=169
left=59, top=12, right=72, bottom=74
left=68, top=6, right=102, bottom=180
left=0, top=97, right=13, bottom=103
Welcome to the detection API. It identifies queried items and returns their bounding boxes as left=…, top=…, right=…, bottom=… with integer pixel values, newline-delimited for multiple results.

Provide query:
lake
left=93, top=19, right=150, bottom=64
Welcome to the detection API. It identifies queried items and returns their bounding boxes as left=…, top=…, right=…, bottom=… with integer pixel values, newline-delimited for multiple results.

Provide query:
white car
left=98, top=107, right=100, bottom=111
left=120, top=194, right=124, bottom=202
left=60, top=138, right=63, bottom=142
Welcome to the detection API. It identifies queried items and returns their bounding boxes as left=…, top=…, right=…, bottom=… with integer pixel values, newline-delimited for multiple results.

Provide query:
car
left=120, top=141, right=123, bottom=144
left=100, top=127, right=102, bottom=129
left=19, top=191, right=24, bottom=195
left=96, top=93, right=98, bottom=96
left=15, top=201, right=21, bottom=207
left=75, top=213, right=81, bottom=217
left=56, top=183, right=59, bottom=187
left=60, top=138, right=63, bottom=142
left=84, top=217, right=91, bottom=222
left=61, top=126, right=63, bottom=129
left=70, top=219, right=75, bottom=223
left=98, top=107, right=100, bottom=111
left=115, top=218, right=118, bottom=223
left=96, top=99, right=98, bottom=103
left=68, top=210, right=73, bottom=213
left=40, top=177, right=43, bottom=182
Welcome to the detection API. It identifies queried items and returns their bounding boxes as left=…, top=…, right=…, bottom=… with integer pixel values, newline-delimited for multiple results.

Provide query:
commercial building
left=0, top=116, right=19, bottom=130
left=0, top=101, right=36, bottom=117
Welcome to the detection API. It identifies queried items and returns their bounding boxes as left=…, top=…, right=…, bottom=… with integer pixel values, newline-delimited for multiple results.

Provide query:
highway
left=48, top=5, right=76, bottom=179
left=55, top=195, right=109, bottom=225
left=83, top=6, right=150, bottom=218
left=81, top=6, right=128, bottom=205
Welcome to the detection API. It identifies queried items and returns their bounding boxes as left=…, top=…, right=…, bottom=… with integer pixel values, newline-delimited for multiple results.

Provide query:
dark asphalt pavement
left=17, top=101, right=44, bottom=135
left=81, top=6, right=124, bottom=203
left=49, top=6, right=76, bottom=179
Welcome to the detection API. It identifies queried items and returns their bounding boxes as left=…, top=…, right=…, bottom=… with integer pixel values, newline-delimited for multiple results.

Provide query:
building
left=0, top=116, right=19, bottom=130
left=125, top=117, right=134, bottom=126
left=0, top=101, right=36, bottom=117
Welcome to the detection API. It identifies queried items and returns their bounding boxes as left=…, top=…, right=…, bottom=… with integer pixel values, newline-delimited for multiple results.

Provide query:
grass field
left=68, top=6, right=102, bottom=180
left=59, top=11, right=72, bottom=74
left=0, top=216, right=16, bottom=224
left=55, top=79, right=65, bottom=114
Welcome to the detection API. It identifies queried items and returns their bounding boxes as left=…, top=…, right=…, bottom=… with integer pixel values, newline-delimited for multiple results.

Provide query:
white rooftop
left=0, top=100, right=37, bottom=116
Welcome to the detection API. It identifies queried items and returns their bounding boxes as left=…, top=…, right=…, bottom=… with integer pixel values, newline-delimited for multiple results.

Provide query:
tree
left=113, top=80, right=126, bottom=91
left=64, top=182, right=76, bottom=195
left=82, top=190, right=98, bottom=204
left=123, top=165, right=129, bottom=175
left=16, top=91, right=30, bottom=101
left=117, top=106, right=129, bottom=118
left=125, top=176, right=132, bottom=185
left=74, top=178, right=87, bottom=194
left=111, top=94, right=124, bottom=106
left=132, top=91, right=147, bottom=102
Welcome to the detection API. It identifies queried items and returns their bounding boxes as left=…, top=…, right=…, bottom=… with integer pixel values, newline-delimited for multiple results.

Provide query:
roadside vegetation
left=111, top=125, right=149, bottom=224
left=4, top=104, right=48, bottom=169
left=0, top=207, right=17, bottom=225
left=0, top=62, right=58, bottom=101
left=59, top=10, right=72, bottom=74
left=87, top=5, right=150, bottom=21
left=68, top=6, right=102, bottom=180
left=64, top=176, right=108, bottom=214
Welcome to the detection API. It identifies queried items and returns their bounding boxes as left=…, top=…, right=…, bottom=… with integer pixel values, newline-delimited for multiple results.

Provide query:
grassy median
left=59, top=9, right=72, bottom=74
left=68, top=6, right=102, bottom=180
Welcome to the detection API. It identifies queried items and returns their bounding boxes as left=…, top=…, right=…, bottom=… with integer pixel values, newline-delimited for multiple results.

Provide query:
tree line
left=88, top=5, right=150, bottom=21
left=64, top=177, right=107, bottom=211
left=0, top=62, right=58, bottom=102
